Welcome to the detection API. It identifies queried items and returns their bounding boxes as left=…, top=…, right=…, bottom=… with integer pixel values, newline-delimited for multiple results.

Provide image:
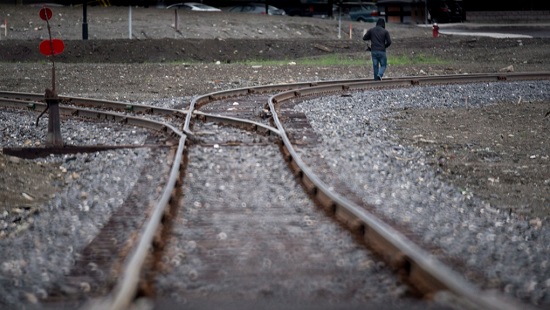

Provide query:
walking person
left=363, top=18, right=392, bottom=80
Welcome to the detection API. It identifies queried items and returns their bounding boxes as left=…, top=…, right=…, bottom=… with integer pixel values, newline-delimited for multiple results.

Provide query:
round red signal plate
left=39, top=39, right=65, bottom=56
left=39, top=7, right=53, bottom=21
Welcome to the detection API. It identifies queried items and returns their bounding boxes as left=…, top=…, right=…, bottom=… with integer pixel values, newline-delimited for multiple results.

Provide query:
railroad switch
left=44, top=88, right=63, bottom=147
left=36, top=6, right=65, bottom=147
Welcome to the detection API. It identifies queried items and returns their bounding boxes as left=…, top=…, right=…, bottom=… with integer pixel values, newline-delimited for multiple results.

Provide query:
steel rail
left=3, top=72, right=548, bottom=309
left=270, top=98, right=528, bottom=310
left=66, top=71, right=550, bottom=310
left=0, top=95, right=189, bottom=310
left=92, top=107, right=289, bottom=310
left=0, top=91, right=189, bottom=118
left=0, top=90, right=280, bottom=310
left=184, top=78, right=383, bottom=132
left=193, top=110, right=280, bottom=136
left=0, top=99, right=184, bottom=138
left=102, top=136, right=186, bottom=310
left=266, top=72, right=550, bottom=310
left=99, top=111, right=287, bottom=310
left=272, top=72, right=550, bottom=101
left=183, top=71, right=550, bottom=132
left=4, top=70, right=549, bottom=121
left=174, top=71, right=550, bottom=310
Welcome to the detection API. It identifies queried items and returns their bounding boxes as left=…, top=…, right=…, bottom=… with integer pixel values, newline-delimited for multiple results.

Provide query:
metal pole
left=46, top=98, right=63, bottom=147
left=45, top=13, right=55, bottom=92
left=175, top=9, right=178, bottom=32
left=128, top=6, right=132, bottom=39
left=46, top=17, right=62, bottom=146
left=82, top=0, right=88, bottom=40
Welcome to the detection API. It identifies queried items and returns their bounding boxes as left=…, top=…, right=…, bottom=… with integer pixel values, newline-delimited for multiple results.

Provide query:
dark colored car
left=165, top=2, right=221, bottom=11
left=224, top=3, right=286, bottom=16
left=343, top=2, right=380, bottom=23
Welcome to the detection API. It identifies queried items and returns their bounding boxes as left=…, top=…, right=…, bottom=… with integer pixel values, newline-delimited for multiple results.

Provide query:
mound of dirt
left=1, top=4, right=549, bottom=228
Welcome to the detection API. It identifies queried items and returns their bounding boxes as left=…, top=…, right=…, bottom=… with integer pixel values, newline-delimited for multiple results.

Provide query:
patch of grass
left=296, top=54, right=366, bottom=66
left=239, top=54, right=365, bottom=66
left=237, top=53, right=448, bottom=66
left=168, top=53, right=448, bottom=66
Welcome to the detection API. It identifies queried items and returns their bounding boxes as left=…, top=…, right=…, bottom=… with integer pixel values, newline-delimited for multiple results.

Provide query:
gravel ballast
left=0, top=111, right=168, bottom=307
left=294, top=80, right=550, bottom=307
left=1, top=80, right=548, bottom=308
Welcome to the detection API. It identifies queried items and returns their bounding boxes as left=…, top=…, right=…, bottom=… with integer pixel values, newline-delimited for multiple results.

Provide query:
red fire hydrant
left=432, top=23, right=439, bottom=38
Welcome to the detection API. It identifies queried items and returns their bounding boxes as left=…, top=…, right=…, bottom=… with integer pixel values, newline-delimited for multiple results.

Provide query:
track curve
left=1, top=72, right=549, bottom=310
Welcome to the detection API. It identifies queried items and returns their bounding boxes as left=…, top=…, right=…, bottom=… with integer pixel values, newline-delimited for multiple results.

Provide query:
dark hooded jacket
left=363, top=18, right=392, bottom=52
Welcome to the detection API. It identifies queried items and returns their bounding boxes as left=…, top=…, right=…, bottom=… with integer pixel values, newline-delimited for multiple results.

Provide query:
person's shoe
left=374, top=76, right=381, bottom=81
left=378, top=75, right=383, bottom=81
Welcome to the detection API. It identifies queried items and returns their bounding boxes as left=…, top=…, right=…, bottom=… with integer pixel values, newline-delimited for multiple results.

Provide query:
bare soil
left=393, top=102, right=550, bottom=219
left=0, top=5, right=549, bottom=231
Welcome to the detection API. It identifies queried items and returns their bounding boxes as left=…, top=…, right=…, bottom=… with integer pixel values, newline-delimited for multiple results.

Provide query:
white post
left=338, top=8, right=341, bottom=39
left=128, top=6, right=132, bottom=39
left=175, top=9, right=178, bottom=32
left=424, top=0, right=428, bottom=24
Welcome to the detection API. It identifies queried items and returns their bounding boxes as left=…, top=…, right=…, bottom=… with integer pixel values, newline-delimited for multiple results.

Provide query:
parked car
left=224, top=3, right=286, bottom=16
left=166, top=2, right=221, bottom=11
left=340, top=2, right=380, bottom=22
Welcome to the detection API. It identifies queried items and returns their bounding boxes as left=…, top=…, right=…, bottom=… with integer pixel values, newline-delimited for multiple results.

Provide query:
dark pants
left=371, top=50, right=387, bottom=80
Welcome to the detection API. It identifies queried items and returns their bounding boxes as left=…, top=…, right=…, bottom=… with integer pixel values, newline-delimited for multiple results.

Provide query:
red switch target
left=39, top=7, right=53, bottom=21
left=39, top=39, right=65, bottom=56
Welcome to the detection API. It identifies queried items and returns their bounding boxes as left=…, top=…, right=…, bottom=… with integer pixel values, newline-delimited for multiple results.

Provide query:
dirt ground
left=0, top=5, right=549, bottom=229
left=393, top=102, right=549, bottom=219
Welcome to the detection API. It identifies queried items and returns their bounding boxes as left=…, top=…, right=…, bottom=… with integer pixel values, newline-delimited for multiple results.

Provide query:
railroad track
left=1, top=72, right=548, bottom=310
